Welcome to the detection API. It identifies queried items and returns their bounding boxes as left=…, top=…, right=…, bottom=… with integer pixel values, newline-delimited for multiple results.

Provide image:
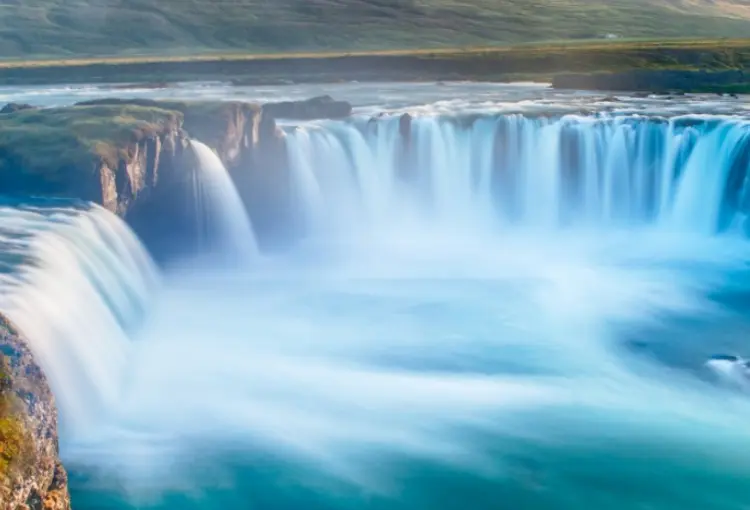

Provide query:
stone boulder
left=0, top=317, right=70, bottom=510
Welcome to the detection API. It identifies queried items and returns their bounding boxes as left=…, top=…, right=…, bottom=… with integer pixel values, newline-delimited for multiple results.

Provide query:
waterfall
left=2, top=109, right=750, bottom=509
left=190, top=141, right=258, bottom=261
left=284, top=114, right=750, bottom=235
left=0, top=203, right=158, bottom=434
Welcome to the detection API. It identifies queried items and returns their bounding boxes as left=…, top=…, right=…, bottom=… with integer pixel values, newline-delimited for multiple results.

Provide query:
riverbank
left=1, top=40, right=749, bottom=93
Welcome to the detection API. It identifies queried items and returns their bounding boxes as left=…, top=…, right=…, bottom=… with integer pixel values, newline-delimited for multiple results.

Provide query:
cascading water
left=284, top=114, right=750, bottom=236
left=189, top=141, right=258, bottom=262
left=4, top=97, right=750, bottom=510
left=0, top=202, right=158, bottom=434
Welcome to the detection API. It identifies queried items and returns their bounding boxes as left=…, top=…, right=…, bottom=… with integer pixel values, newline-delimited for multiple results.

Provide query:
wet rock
left=0, top=317, right=71, bottom=510
left=399, top=113, right=413, bottom=142
left=0, top=103, right=36, bottom=114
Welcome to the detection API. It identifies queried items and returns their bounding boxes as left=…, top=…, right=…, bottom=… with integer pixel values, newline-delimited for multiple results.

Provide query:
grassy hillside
left=2, top=0, right=750, bottom=59
left=2, top=39, right=749, bottom=87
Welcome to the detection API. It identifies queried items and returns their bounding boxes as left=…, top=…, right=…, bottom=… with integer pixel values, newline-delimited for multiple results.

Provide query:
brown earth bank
left=1, top=40, right=750, bottom=91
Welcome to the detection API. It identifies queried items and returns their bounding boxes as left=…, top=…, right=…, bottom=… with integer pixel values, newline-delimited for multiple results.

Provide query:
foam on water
left=0, top=203, right=158, bottom=432
left=60, top=227, right=750, bottom=510
left=2, top=109, right=750, bottom=509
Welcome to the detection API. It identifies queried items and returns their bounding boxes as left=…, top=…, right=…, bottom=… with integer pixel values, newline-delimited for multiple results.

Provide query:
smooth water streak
left=189, top=140, right=259, bottom=262
left=284, top=114, right=750, bottom=236
left=0, top=204, right=158, bottom=433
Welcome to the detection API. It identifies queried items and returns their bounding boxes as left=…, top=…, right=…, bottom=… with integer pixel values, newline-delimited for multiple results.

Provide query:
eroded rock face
left=0, top=97, right=325, bottom=256
left=229, top=111, right=298, bottom=250
left=96, top=129, right=187, bottom=216
left=0, top=317, right=70, bottom=510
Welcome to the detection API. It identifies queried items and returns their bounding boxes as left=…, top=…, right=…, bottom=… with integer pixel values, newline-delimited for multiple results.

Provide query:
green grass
left=2, top=1, right=750, bottom=60
left=3, top=38, right=750, bottom=87
left=0, top=105, right=182, bottom=195
left=0, top=100, right=261, bottom=198
left=76, top=98, right=259, bottom=151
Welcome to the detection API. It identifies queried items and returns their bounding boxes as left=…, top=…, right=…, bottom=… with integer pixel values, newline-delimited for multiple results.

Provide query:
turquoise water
left=2, top=85, right=750, bottom=508
left=60, top=229, right=750, bottom=510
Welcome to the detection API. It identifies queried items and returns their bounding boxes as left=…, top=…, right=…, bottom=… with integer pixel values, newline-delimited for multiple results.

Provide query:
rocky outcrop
left=0, top=103, right=186, bottom=217
left=95, top=126, right=187, bottom=216
left=0, top=104, right=36, bottom=114
left=0, top=317, right=70, bottom=510
left=75, top=98, right=263, bottom=167
left=263, top=95, right=352, bottom=120
left=0, top=97, right=341, bottom=254
left=229, top=109, right=297, bottom=250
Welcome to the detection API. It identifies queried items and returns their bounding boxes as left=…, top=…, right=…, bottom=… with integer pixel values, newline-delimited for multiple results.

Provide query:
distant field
left=1, top=38, right=749, bottom=69
left=1, top=38, right=749, bottom=87
left=2, top=0, right=750, bottom=60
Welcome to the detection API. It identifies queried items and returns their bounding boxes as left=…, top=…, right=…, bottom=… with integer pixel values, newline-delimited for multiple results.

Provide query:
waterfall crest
left=0, top=203, right=158, bottom=433
left=189, top=141, right=258, bottom=262
left=284, top=114, right=750, bottom=236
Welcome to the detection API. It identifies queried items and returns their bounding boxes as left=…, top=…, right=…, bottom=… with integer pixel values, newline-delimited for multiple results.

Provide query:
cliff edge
left=0, top=317, right=70, bottom=510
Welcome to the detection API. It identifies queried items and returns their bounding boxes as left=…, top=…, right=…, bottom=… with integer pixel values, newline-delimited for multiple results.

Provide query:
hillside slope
left=1, top=0, right=750, bottom=59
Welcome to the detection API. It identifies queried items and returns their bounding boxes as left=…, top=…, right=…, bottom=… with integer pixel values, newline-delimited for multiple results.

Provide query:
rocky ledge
left=0, top=95, right=351, bottom=504
left=0, top=316, right=70, bottom=510
left=0, top=96, right=352, bottom=255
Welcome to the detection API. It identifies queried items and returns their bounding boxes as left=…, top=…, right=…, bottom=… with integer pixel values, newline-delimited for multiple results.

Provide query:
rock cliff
left=0, top=317, right=70, bottom=510
left=0, top=96, right=353, bottom=255
left=0, top=95, right=353, bottom=506
left=0, top=104, right=186, bottom=217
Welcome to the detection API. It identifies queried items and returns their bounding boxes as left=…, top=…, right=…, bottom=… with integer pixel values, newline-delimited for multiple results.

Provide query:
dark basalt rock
left=0, top=103, right=37, bottom=114
left=263, top=95, right=352, bottom=120
left=399, top=113, right=413, bottom=142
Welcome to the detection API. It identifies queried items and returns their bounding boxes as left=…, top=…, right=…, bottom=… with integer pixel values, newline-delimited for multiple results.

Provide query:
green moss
left=0, top=356, right=34, bottom=482
left=0, top=104, right=182, bottom=197
left=76, top=98, right=259, bottom=150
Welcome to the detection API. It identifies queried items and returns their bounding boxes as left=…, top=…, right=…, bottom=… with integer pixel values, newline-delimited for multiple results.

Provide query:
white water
left=190, top=140, right=258, bottom=262
left=284, top=114, right=750, bottom=236
left=3, top=111, right=750, bottom=509
left=0, top=204, right=158, bottom=433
